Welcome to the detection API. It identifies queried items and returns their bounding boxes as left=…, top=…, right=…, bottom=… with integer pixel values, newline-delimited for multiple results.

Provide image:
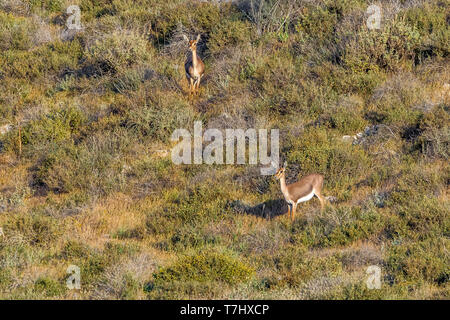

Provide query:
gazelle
left=274, top=162, right=326, bottom=222
left=183, top=34, right=205, bottom=97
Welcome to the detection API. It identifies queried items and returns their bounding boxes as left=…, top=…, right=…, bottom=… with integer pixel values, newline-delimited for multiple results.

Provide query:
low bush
left=35, top=130, right=130, bottom=194
left=0, top=12, right=36, bottom=51
left=208, top=18, right=252, bottom=55
left=416, top=105, right=449, bottom=159
left=292, top=205, right=384, bottom=248
left=152, top=250, right=254, bottom=285
left=0, top=0, right=448, bottom=300
left=83, top=31, right=150, bottom=76
left=343, top=18, right=421, bottom=73
left=5, top=213, right=63, bottom=247
left=33, top=276, right=66, bottom=297
left=288, top=127, right=370, bottom=196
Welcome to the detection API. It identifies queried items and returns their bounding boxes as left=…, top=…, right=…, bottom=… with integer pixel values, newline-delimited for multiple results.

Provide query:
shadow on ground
left=227, top=199, right=289, bottom=219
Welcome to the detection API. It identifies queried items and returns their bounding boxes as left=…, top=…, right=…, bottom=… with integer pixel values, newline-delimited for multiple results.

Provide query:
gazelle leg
left=285, top=203, right=291, bottom=219
left=194, top=79, right=199, bottom=96
left=292, top=203, right=297, bottom=222
left=195, top=77, right=201, bottom=95
left=189, top=78, right=194, bottom=97
left=315, top=191, right=326, bottom=211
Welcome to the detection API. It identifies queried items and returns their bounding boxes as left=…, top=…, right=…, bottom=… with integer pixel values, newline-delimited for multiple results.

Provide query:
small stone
left=60, top=28, right=82, bottom=41
left=154, top=149, right=169, bottom=157
left=0, top=124, right=12, bottom=135
left=342, top=135, right=353, bottom=142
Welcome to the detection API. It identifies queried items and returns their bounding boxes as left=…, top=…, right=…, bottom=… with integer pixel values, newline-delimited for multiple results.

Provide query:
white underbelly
left=186, top=71, right=201, bottom=80
left=296, top=191, right=315, bottom=204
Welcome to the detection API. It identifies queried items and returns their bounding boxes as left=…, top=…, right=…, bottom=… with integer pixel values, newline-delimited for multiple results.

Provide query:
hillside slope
left=0, top=0, right=448, bottom=299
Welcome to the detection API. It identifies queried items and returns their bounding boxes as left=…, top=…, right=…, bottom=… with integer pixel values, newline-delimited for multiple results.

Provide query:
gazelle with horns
left=274, top=161, right=326, bottom=222
left=183, top=34, right=205, bottom=97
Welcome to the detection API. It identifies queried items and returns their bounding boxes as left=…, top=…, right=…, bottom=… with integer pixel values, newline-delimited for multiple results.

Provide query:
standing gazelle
left=183, top=34, right=205, bottom=97
left=274, top=162, right=326, bottom=222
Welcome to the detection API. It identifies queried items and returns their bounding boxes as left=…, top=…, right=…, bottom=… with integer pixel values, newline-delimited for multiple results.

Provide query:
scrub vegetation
left=0, top=0, right=448, bottom=299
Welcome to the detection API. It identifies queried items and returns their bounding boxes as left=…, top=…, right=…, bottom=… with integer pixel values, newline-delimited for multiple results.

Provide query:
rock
left=121, top=164, right=132, bottom=174
left=60, top=27, right=82, bottom=41
left=363, top=125, right=379, bottom=136
left=325, top=196, right=337, bottom=203
left=342, top=135, right=353, bottom=142
left=154, top=149, right=169, bottom=158
left=0, top=124, right=12, bottom=135
left=350, top=125, right=385, bottom=146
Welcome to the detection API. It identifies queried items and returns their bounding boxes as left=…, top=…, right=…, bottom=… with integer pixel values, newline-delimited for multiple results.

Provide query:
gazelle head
left=274, top=161, right=287, bottom=180
left=184, top=34, right=201, bottom=52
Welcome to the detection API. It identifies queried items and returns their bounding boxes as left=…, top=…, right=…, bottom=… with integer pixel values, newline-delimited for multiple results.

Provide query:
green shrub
left=0, top=40, right=82, bottom=79
left=336, top=281, right=387, bottom=299
left=288, top=127, right=370, bottom=194
left=79, top=0, right=118, bottom=20
left=239, top=58, right=257, bottom=81
left=149, top=1, right=221, bottom=43
left=146, top=185, right=229, bottom=246
left=113, top=226, right=146, bottom=240
left=152, top=250, right=254, bottom=285
left=35, top=130, right=130, bottom=194
left=79, top=254, right=109, bottom=286
left=6, top=214, right=63, bottom=247
left=104, top=242, right=141, bottom=259
left=0, top=12, right=35, bottom=51
left=119, top=273, right=141, bottom=299
left=343, top=18, right=421, bottom=73
left=83, top=31, right=150, bottom=75
left=261, top=245, right=342, bottom=287
left=19, top=106, right=86, bottom=150
left=416, top=105, right=449, bottom=159
left=386, top=238, right=449, bottom=286
left=295, top=5, right=338, bottom=42
left=61, top=241, right=92, bottom=260
left=34, top=277, right=66, bottom=297
left=0, top=269, right=12, bottom=290
left=209, top=18, right=252, bottom=55
left=28, top=0, right=63, bottom=13
left=109, top=68, right=144, bottom=93
left=402, top=2, right=449, bottom=60
left=292, top=206, right=384, bottom=248
left=1, top=0, right=449, bottom=300
left=145, top=279, right=224, bottom=299
left=324, top=105, right=368, bottom=134
left=168, top=226, right=221, bottom=251
left=123, top=100, right=194, bottom=142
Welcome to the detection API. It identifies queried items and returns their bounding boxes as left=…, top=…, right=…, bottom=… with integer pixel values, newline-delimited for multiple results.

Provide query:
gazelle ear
left=183, top=34, right=189, bottom=42
left=196, top=34, right=201, bottom=42
left=283, top=161, right=287, bottom=169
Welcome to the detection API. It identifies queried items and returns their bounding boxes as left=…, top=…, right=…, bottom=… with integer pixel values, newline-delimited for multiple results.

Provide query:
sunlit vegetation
left=0, top=0, right=448, bottom=299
